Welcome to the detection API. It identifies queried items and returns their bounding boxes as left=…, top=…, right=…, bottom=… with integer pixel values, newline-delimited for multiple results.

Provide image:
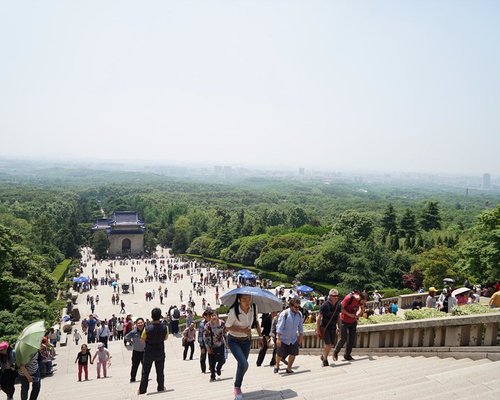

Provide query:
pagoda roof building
left=92, top=211, right=145, bottom=235
left=92, top=211, right=145, bottom=256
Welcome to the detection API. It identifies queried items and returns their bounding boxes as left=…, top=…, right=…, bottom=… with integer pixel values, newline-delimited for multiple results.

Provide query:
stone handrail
left=251, top=312, right=500, bottom=351
left=366, top=292, right=436, bottom=310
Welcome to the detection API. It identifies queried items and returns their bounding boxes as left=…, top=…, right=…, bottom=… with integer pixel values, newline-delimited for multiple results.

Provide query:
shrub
left=215, top=305, right=230, bottom=315
left=404, top=308, right=446, bottom=320
left=52, top=259, right=71, bottom=283
left=358, top=314, right=405, bottom=325
left=451, top=304, right=500, bottom=316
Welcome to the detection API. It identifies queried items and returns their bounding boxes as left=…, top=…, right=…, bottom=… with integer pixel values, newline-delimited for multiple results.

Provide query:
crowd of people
left=2, top=245, right=499, bottom=400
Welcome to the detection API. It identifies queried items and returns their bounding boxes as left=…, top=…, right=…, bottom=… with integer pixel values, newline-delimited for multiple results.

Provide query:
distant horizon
left=1, top=2, right=499, bottom=177
left=0, top=154, right=496, bottom=180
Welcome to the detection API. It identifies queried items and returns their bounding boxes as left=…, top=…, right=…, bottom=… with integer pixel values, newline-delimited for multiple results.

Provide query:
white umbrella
left=220, top=286, right=283, bottom=313
left=452, top=287, right=471, bottom=297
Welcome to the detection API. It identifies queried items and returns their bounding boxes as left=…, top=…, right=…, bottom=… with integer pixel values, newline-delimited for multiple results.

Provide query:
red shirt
left=340, top=294, right=360, bottom=324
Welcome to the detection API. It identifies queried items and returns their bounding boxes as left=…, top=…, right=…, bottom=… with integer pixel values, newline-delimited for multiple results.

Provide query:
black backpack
left=173, top=308, right=180, bottom=319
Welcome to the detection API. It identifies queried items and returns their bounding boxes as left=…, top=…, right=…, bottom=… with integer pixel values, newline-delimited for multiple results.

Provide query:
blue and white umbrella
left=238, top=269, right=252, bottom=275
left=295, top=285, right=314, bottom=293
left=73, top=276, right=89, bottom=283
left=240, top=272, right=256, bottom=279
left=220, top=286, right=283, bottom=313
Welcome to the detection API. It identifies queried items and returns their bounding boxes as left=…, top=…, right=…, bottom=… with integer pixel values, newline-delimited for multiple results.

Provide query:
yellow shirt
left=490, top=291, right=500, bottom=307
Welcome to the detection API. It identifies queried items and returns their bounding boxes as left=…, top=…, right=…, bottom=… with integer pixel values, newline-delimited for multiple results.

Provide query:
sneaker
left=343, top=355, right=354, bottom=361
left=234, top=387, right=243, bottom=400
left=285, top=369, right=294, bottom=374
left=216, top=368, right=221, bottom=376
left=332, top=352, right=338, bottom=361
left=322, top=358, right=329, bottom=367
left=130, top=379, right=136, bottom=383
left=210, top=377, right=216, bottom=382
left=274, top=367, right=279, bottom=374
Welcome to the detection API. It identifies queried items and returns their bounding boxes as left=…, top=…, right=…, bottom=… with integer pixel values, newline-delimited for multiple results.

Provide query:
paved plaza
left=6, top=247, right=499, bottom=400
left=77, top=246, right=229, bottom=325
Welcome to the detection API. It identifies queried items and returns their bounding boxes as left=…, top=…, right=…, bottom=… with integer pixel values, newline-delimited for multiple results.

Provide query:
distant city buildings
left=298, top=167, right=305, bottom=176
left=482, top=173, right=491, bottom=189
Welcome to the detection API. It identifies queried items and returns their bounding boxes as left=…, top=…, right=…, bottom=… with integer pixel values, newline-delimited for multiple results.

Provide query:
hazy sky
left=1, top=1, right=499, bottom=174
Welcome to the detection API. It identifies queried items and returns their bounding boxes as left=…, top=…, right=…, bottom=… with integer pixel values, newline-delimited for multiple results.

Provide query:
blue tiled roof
left=92, top=211, right=145, bottom=231
left=107, top=229, right=146, bottom=235
left=110, top=211, right=144, bottom=226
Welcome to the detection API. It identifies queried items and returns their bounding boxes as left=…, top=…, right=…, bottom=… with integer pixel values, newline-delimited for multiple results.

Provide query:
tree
left=413, top=246, right=461, bottom=289
left=400, top=208, right=417, bottom=238
left=420, top=201, right=441, bottom=231
left=381, top=203, right=398, bottom=235
left=143, top=231, right=157, bottom=255
left=333, top=210, right=374, bottom=241
left=172, top=216, right=191, bottom=254
left=92, top=231, right=109, bottom=260
left=457, top=205, right=500, bottom=283
left=0, top=225, right=13, bottom=273
left=403, top=268, right=423, bottom=291
left=288, top=207, right=309, bottom=228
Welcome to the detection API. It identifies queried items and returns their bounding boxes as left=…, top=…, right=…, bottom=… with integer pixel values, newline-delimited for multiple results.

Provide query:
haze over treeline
left=1, top=2, right=500, bottom=174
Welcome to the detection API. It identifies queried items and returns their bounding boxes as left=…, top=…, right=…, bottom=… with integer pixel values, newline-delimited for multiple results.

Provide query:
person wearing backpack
left=333, top=291, right=367, bottom=362
left=170, top=306, right=180, bottom=335
left=197, top=311, right=210, bottom=373
left=275, top=297, right=303, bottom=374
left=203, top=310, right=227, bottom=382
left=316, top=288, right=341, bottom=367
left=226, top=294, right=262, bottom=400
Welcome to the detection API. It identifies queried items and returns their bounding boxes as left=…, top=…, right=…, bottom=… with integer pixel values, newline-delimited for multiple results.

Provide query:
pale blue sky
left=0, top=1, right=499, bottom=174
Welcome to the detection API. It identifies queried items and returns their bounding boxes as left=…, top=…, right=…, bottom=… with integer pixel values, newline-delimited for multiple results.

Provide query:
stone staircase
left=14, top=334, right=500, bottom=400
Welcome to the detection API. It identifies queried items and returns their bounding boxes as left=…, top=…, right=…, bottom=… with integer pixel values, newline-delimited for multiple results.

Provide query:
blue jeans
left=227, top=335, right=251, bottom=389
left=20, top=370, right=41, bottom=400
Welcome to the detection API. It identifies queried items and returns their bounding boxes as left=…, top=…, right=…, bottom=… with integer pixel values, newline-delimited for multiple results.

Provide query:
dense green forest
left=0, top=165, right=499, bottom=341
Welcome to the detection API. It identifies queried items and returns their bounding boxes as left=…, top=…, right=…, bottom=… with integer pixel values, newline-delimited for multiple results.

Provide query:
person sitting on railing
left=426, top=287, right=437, bottom=308
left=489, top=289, right=500, bottom=308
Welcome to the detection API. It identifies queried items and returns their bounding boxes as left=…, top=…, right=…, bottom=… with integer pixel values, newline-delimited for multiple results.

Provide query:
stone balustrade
left=251, top=312, right=500, bottom=352
left=366, top=292, right=434, bottom=310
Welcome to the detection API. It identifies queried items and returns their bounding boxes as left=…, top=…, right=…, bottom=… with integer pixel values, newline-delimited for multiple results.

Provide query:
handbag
left=318, top=301, right=339, bottom=340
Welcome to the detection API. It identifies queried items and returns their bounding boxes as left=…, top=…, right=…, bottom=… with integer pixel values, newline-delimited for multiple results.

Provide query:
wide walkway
left=9, top=248, right=500, bottom=400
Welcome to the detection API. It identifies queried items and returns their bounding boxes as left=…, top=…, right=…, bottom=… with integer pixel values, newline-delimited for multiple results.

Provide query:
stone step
left=28, top=333, right=500, bottom=400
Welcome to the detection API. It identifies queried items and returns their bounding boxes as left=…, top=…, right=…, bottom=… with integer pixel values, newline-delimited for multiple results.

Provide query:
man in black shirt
left=316, top=289, right=341, bottom=367
left=138, top=308, right=169, bottom=395
left=256, top=312, right=275, bottom=367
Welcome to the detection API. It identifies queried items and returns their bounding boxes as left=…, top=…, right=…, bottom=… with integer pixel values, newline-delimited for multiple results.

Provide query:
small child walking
left=75, top=344, right=92, bottom=381
left=91, top=342, right=111, bottom=378
left=73, top=329, right=82, bottom=346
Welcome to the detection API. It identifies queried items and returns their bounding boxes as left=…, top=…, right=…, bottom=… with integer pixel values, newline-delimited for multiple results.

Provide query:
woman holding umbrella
left=15, top=321, right=46, bottom=400
left=226, top=294, right=262, bottom=400
left=18, top=351, right=41, bottom=400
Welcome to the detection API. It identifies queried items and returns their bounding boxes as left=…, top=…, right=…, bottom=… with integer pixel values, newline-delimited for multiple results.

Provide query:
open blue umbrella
left=295, top=285, right=314, bottom=293
left=240, top=272, right=256, bottom=279
left=73, top=276, right=89, bottom=283
left=220, top=286, right=283, bottom=313
left=238, top=269, right=252, bottom=275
